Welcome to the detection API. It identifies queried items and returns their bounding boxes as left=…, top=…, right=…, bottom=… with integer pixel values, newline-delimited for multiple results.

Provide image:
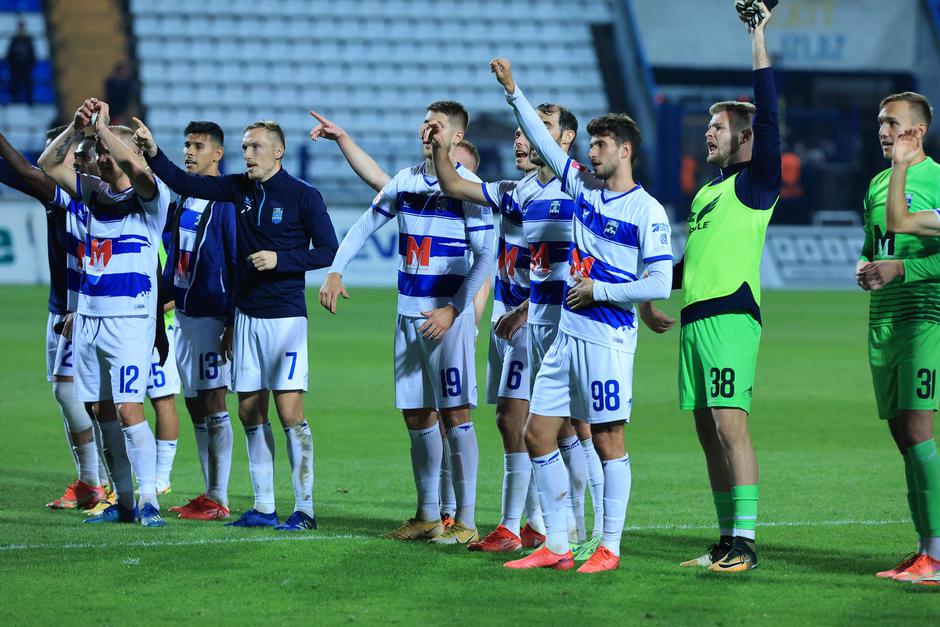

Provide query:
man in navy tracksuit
left=135, top=117, right=338, bottom=531
left=159, top=121, right=238, bottom=522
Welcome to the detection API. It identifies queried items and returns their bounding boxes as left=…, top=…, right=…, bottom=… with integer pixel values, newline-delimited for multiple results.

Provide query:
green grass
left=1, top=286, right=938, bottom=625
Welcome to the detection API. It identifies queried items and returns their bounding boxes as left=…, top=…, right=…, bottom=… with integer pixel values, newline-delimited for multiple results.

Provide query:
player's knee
left=202, top=388, right=228, bottom=415
left=116, top=403, right=144, bottom=425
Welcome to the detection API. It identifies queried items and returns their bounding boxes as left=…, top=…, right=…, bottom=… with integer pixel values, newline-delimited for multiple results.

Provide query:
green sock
left=731, top=484, right=759, bottom=541
left=909, top=439, right=940, bottom=538
left=712, top=490, right=734, bottom=538
left=903, top=451, right=926, bottom=547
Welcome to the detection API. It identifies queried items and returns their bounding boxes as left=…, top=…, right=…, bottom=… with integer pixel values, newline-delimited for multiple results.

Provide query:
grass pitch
left=1, top=286, right=938, bottom=625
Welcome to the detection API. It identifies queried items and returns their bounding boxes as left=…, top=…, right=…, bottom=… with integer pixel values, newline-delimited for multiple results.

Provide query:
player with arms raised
left=40, top=99, right=172, bottom=527
left=319, top=101, right=494, bottom=545
left=642, top=3, right=779, bottom=573
left=136, top=117, right=337, bottom=531
left=492, top=59, right=673, bottom=572
left=854, top=94, right=940, bottom=585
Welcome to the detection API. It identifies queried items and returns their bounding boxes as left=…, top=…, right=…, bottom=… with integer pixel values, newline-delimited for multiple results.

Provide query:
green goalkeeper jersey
left=862, top=156, right=940, bottom=327
left=158, top=242, right=175, bottom=330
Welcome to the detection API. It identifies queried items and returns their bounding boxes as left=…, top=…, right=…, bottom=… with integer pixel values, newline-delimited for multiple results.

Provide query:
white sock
left=123, top=421, right=159, bottom=509
left=245, top=423, right=276, bottom=514
left=439, top=435, right=457, bottom=517
left=559, top=435, right=587, bottom=542
left=581, top=438, right=605, bottom=538
left=500, top=452, right=530, bottom=538
left=75, top=441, right=100, bottom=485
left=99, top=420, right=133, bottom=510
left=408, top=426, right=442, bottom=521
left=927, top=537, right=940, bottom=561
left=206, top=412, right=233, bottom=507
left=601, top=455, right=632, bottom=557
left=532, top=449, right=570, bottom=554
left=524, top=468, right=545, bottom=534
left=92, top=420, right=113, bottom=488
left=284, top=421, right=315, bottom=517
left=155, top=439, right=177, bottom=492
left=52, top=381, right=93, bottom=476
left=447, top=422, right=479, bottom=528
left=193, top=421, right=210, bottom=492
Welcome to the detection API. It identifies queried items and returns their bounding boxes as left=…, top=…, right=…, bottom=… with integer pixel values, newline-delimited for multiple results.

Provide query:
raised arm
left=134, top=116, right=239, bottom=202
left=426, top=120, right=488, bottom=205
left=886, top=129, right=940, bottom=236
left=0, top=131, right=57, bottom=203
left=38, top=100, right=93, bottom=197
left=744, top=5, right=781, bottom=204
left=94, top=102, right=157, bottom=200
left=309, top=110, right=390, bottom=192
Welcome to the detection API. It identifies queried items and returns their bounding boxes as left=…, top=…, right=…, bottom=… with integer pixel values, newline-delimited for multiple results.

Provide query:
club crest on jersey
left=603, top=220, right=619, bottom=237
left=549, top=200, right=561, bottom=215
left=905, top=192, right=914, bottom=208
left=435, top=196, right=449, bottom=213
left=271, top=207, right=283, bottom=224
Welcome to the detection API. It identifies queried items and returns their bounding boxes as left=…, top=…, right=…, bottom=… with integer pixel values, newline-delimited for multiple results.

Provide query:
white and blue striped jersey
left=507, top=86, right=673, bottom=352
left=481, top=174, right=532, bottom=322
left=75, top=173, right=171, bottom=318
left=370, top=163, right=493, bottom=317
left=52, top=186, right=90, bottom=312
left=172, top=197, right=210, bottom=292
left=516, top=175, right=574, bottom=327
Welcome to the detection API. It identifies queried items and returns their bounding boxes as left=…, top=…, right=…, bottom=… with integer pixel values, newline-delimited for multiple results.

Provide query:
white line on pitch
left=0, top=519, right=908, bottom=553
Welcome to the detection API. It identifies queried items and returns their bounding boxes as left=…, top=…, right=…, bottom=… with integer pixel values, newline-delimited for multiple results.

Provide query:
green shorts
left=679, top=313, right=761, bottom=413
left=868, top=321, right=940, bottom=420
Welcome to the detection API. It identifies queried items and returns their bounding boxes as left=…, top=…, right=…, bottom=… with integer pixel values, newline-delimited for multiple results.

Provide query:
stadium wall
left=2, top=204, right=863, bottom=292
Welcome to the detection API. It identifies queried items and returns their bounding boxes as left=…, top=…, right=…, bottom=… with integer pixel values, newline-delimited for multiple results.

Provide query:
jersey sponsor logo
left=530, top=242, right=550, bottom=273
left=688, top=197, right=719, bottom=233
left=88, top=238, right=113, bottom=268
left=405, top=236, right=432, bottom=266
left=498, top=243, right=520, bottom=277
left=76, top=242, right=86, bottom=270
left=176, top=250, right=191, bottom=281
left=271, top=207, right=283, bottom=224
left=873, top=224, right=895, bottom=257
left=651, top=222, right=670, bottom=233
left=569, top=247, right=595, bottom=278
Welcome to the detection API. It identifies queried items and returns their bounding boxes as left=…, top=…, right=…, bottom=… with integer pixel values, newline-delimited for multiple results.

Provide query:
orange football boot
left=892, top=554, right=940, bottom=582
left=520, top=522, right=546, bottom=548
left=875, top=553, right=920, bottom=579
left=504, top=545, right=574, bottom=570
left=468, top=525, right=522, bottom=552
left=576, top=546, right=620, bottom=573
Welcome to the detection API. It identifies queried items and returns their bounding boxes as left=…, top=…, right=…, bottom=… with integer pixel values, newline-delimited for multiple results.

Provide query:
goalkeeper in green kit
left=856, top=92, right=940, bottom=585
left=641, top=2, right=777, bottom=573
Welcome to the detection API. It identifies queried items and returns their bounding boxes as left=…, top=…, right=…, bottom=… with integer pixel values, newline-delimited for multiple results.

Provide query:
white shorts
left=147, top=324, right=181, bottom=399
left=394, top=311, right=477, bottom=411
left=232, top=310, right=308, bottom=393
left=530, top=330, right=634, bottom=424
left=74, top=314, right=156, bottom=404
left=46, top=312, right=74, bottom=380
left=175, top=312, right=231, bottom=399
left=527, top=323, right=559, bottom=388
left=485, top=324, right=529, bottom=404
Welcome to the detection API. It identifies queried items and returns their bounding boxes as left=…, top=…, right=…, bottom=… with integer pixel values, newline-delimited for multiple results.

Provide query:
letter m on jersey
left=89, top=238, right=113, bottom=268
left=499, top=243, right=520, bottom=277
left=569, top=247, right=595, bottom=278
left=530, top=243, right=549, bottom=273
left=874, top=225, right=895, bottom=257
left=405, top=236, right=432, bottom=266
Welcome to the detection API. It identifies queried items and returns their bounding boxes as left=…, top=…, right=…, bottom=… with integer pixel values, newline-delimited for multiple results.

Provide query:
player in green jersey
left=855, top=93, right=940, bottom=585
left=641, top=3, right=777, bottom=573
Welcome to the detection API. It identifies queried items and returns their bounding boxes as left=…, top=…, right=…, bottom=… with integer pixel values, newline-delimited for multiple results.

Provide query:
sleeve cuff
left=592, top=281, right=608, bottom=302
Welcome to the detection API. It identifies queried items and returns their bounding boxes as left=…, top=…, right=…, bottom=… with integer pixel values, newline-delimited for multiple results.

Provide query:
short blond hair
left=880, top=92, right=933, bottom=127
left=710, top=101, right=756, bottom=135
left=244, top=120, right=286, bottom=150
